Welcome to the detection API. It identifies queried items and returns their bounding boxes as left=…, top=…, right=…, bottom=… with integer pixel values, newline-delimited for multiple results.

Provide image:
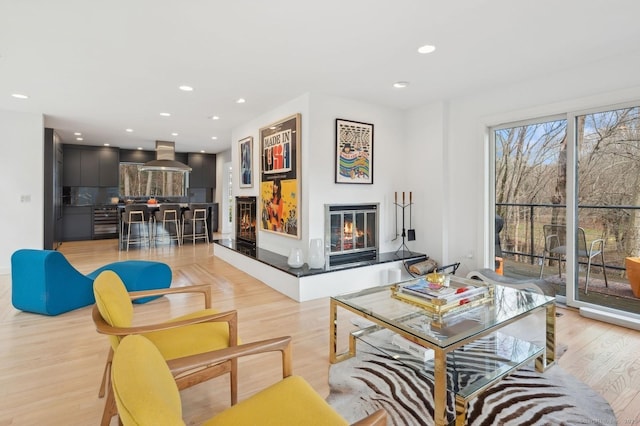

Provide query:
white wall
left=231, top=92, right=411, bottom=262
left=416, top=50, right=640, bottom=276
left=305, top=93, right=406, bottom=255
left=231, top=93, right=311, bottom=256
left=0, top=109, right=44, bottom=274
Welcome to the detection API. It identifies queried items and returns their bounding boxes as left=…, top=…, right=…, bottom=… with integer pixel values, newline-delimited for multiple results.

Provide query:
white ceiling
left=1, top=0, right=639, bottom=154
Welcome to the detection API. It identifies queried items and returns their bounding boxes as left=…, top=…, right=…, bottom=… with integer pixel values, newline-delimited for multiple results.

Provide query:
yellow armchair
left=92, top=270, right=239, bottom=426
left=112, top=334, right=387, bottom=426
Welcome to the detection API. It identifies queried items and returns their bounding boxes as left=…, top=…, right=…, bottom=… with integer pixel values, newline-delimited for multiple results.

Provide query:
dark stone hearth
left=213, top=239, right=426, bottom=278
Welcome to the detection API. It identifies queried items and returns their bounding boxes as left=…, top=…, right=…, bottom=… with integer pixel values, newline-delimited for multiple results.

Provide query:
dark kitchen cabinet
left=188, top=153, right=216, bottom=188
left=63, top=145, right=119, bottom=187
left=63, top=146, right=82, bottom=186
left=62, top=206, right=92, bottom=241
left=98, top=148, right=119, bottom=187
left=81, top=149, right=100, bottom=186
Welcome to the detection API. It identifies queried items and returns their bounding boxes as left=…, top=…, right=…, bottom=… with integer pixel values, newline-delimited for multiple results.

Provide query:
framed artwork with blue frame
left=239, top=136, right=253, bottom=188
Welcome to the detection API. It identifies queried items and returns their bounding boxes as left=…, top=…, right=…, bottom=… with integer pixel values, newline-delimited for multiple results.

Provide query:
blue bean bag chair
left=11, top=249, right=172, bottom=316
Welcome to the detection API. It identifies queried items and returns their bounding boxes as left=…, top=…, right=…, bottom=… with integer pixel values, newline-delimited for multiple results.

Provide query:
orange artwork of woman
left=267, top=178, right=284, bottom=232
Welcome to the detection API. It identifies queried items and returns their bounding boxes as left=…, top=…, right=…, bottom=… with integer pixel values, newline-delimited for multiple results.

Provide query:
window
left=119, top=163, right=187, bottom=197
left=492, top=103, right=640, bottom=318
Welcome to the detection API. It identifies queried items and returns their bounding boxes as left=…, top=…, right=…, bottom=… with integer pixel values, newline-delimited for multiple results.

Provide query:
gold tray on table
left=390, top=277, right=493, bottom=316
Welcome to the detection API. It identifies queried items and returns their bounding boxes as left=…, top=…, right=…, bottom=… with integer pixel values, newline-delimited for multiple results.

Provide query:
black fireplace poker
left=393, top=191, right=413, bottom=258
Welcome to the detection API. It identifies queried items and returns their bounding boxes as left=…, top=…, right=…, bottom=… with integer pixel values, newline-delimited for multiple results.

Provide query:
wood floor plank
left=0, top=239, right=638, bottom=425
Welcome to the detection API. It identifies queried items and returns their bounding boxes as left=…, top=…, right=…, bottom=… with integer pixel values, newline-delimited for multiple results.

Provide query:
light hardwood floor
left=1, top=239, right=639, bottom=425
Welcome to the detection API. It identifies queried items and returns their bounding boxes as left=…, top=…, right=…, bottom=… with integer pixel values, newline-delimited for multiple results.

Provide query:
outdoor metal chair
left=539, top=224, right=608, bottom=293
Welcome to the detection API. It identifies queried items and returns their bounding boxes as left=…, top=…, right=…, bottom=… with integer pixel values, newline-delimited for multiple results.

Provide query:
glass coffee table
left=329, top=275, right=556, bottom=426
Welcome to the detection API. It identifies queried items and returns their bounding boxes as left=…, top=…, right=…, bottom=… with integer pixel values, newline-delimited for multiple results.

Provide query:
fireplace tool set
left=393, top=191, right=415, bottom=257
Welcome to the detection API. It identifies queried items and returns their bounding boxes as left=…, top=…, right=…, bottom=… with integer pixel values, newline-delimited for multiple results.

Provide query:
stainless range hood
left=140, top=140, right=192, bottom=172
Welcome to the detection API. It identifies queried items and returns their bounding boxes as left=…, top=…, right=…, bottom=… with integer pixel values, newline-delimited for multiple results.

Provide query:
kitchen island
left=118, top=203, right=218, bottom=249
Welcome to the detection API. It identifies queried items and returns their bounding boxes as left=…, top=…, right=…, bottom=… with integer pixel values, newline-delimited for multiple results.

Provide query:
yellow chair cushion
left=142, top=309, right=233, bottom=360
left=112, top=335, right=185, bottom=426
left=203, top=375, right=348, bottom=426
left=93, top=270, right=134, bottom=328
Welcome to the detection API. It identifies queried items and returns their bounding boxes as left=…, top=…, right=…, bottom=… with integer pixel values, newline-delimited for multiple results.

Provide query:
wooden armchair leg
left=101, top=385, right=118, bottom=426
left=351, top=408, right=387, bottom=426
left=230, top=358, right=238, bottom=405
left=98, top=348, right=114, bottom=398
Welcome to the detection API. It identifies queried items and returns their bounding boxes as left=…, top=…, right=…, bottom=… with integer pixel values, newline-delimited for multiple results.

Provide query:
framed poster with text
left=238, top=136, right=253, bottom=188
left=259, top=113, right=301, bottom=239
left=335, top=118, right=374, bottom=184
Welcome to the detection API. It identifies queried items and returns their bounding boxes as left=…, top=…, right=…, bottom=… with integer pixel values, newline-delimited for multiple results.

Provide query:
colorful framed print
left=259, top=113, right=301, bottom=239
left=335, top=119, right=374, bottom=184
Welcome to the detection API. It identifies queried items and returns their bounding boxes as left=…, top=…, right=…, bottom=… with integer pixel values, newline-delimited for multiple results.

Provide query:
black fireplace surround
left=236, top=196, right=256, bottom=246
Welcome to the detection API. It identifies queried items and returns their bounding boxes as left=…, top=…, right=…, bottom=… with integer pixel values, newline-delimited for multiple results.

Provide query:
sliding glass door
left=574, top=105, right=640, bottom=313
left=493, top=117, right=567, bottom=296
left=492, top=105, right=640, bottom=316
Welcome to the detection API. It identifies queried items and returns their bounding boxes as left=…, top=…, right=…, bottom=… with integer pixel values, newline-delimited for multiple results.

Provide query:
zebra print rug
left=327, top=329, right=615, bottom=425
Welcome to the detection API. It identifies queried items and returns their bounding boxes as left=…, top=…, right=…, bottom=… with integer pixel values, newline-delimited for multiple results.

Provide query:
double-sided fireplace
left=325, top=203, right=379, bottom=268
left=236, top=196, right=257, bottom=246
left=233, top=198, right=379, bottom=269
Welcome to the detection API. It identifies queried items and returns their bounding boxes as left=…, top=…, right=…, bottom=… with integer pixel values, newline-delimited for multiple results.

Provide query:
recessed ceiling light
left=160, top=112, right=171, bottom=117
left=417, top=44, right=436, bottom=54
left=269, top=126, right=277, bottom=130
left=137, top=147, right=143, bottom=150
left=211, top=136, right=218, bottom=140
left=179, top=85, right=194, bottom=91
left=211, top=115, right=220, bottom=120
left=76, top=137, right=83, bottom=141
left=236, top=98, right=246, bottom=104
left=125, top=128, right=133, bottom=133
left=171, top=132, right=178, bottom=136
left=104, top=143, right=110, bottom=147
left=74, top=132, right=82, bottom=136
left=11, top=93, right=29, bottom=99
left=393, top=81, right=409, bottom=88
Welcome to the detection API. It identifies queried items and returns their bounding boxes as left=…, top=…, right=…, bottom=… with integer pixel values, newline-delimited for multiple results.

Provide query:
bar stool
left=182, top=203, right=209, bottom=245
left=121, top=204, right=150, bottom=251
left=153, top=204, right=181, bottom=246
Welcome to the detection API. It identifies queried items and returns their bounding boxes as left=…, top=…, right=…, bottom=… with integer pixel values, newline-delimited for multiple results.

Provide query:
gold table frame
left=329, top=281, right=556, bottom=426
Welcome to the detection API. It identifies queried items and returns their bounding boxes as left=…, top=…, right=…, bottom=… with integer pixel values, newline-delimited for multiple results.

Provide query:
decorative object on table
left=287, top=247, right=305, bottom=268
left=307, top=238, right=325, bottom=269
left=390, top=277, right=492, bottom=315
left=238, top=136, right=253, bottom=188
left=624, top=257, right=640, bottom=298
left=425, top=269, right=447, bottom=289
left=335, top=119, right=373, bottom=184
left=327, top=329, right=613, bottom=426
left=10, top=249, right=172, bottom=315
left=259, top=113, right=301, bottom=239
left=392, top=191, right=414, bottom=257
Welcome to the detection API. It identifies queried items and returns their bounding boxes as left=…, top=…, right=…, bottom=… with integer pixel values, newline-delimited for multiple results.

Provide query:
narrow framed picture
left=335, top=119, right=374, bottom=184
left=259, top=113, right=301, bottom=239
left=239, top=136, right=253, bottom=188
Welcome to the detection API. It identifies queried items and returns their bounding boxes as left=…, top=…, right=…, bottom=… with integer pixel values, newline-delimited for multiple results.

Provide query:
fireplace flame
left=344, top=222, right=353, bottom=234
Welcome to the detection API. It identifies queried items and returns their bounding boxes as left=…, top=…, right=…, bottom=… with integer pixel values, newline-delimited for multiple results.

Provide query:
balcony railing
left=496, top=202, right=640, bottom=273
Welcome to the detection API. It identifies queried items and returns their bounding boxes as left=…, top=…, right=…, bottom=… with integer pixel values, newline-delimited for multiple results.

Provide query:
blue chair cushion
left=87, top=260, right=172, bottom=304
